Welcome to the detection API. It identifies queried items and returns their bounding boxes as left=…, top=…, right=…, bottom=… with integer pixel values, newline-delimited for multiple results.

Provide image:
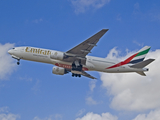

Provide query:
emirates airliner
left=8, top=29, right=154, bottom=79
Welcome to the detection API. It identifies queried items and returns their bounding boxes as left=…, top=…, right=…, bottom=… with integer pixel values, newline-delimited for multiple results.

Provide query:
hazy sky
left=0, top=0, right=160, bottom=120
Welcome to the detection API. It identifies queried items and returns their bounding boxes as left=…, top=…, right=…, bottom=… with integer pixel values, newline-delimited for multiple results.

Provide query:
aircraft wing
left=81, top=71, right=97, bottom=79
left=66, top=29, right=109, bottom=57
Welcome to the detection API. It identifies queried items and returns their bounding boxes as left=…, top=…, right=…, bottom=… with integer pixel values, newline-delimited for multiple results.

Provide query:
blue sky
left=0, top=0, right=160, bottom=120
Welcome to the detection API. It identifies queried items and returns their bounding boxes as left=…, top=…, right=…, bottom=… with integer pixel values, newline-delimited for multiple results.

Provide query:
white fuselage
left=8, top=47, right=147, bottom=73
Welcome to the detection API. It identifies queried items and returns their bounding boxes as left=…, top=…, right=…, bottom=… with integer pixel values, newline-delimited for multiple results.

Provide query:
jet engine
left=52, top=66, right=67, bottom=75
left=50, top=51, right=64, bottom=60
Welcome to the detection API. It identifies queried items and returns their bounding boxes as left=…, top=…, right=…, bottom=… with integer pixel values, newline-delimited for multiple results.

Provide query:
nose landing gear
left=11, top=55, right=20, bottom=65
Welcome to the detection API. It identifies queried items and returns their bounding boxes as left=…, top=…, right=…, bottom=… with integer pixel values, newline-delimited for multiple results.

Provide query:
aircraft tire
left=72, top=73, right=74, bottom=77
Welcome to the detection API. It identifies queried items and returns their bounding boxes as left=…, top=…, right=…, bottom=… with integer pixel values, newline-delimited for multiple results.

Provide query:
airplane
left=8, top=29, right=155, bottom=79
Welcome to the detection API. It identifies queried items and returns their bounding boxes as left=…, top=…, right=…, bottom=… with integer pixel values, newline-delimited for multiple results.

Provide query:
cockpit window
left=12, top=48, right=15, bottom=49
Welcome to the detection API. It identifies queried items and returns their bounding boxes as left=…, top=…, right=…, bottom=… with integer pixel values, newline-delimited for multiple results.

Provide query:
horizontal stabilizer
left=136, top=71, right=146, bottom=76
left=130, top=59, right=155, bottom=68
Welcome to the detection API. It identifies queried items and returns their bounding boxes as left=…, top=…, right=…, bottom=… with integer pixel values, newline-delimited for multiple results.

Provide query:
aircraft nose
left=8, top=49, right=12, bottom=55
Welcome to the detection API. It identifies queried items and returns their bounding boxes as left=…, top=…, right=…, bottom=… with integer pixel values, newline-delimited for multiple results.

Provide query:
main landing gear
left=72, top=73, right=81, bottom=77
left=71, top=60, right=82, bottom=78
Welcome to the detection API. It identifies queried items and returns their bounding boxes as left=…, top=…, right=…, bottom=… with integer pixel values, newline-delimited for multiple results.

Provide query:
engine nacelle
left=50, top=51, right=64, bottom=60
left=52, top=66, right=66, bottom=75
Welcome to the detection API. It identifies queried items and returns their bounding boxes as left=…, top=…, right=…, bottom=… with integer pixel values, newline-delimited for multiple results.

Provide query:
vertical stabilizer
left=106, top=46, right=152, bottom=69
left=129, top=46, right=151, bottom=64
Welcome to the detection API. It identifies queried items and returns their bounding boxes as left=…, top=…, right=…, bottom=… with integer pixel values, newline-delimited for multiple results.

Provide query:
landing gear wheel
left=72, top=73, right=74, bottom=77
left=17, top=59, right=20, bottom=65
left=72, top=73, right=81, bottom=78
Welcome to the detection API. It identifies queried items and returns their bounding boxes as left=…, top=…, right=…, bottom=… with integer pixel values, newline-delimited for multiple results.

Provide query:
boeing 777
left=8, top=29, right=155, bottom=79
